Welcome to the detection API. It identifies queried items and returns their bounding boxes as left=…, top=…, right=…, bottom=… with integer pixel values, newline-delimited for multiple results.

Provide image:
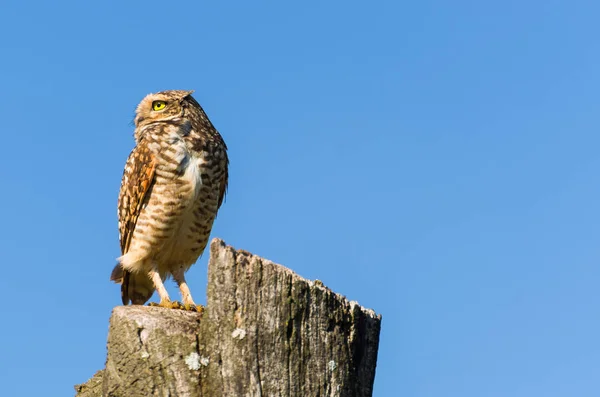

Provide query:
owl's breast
left=151, top=148, right=221, bottom=268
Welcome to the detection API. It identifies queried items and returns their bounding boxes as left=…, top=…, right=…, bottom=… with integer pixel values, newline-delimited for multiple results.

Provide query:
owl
left=110, top=90, right=228, bottom=311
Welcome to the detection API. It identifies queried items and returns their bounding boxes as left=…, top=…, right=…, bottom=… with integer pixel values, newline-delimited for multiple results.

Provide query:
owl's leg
left=172, top=266, right=202, bottom=313
left=147, top=267, right=179, bottom=309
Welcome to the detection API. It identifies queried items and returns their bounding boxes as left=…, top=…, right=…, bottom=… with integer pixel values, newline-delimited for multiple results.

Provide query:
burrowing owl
left=110, top=90, right=228, bottom=310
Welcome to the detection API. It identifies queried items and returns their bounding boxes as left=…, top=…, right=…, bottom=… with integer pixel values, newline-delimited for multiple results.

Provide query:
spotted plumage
left=110, top=90, right=228, bottom=309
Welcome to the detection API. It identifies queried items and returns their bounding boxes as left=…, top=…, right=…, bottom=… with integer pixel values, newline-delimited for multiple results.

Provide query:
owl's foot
left=148, top=300, right=204, bottom=314
left=148, top=300, right=183, bottom=310
left=184, top=303, right=204, bottom=314
left=178, top=301, right=204, bottom=314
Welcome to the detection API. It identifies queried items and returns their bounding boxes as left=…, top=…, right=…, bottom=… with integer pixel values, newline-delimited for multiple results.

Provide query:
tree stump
left=75, top=239, right=381, bottom=397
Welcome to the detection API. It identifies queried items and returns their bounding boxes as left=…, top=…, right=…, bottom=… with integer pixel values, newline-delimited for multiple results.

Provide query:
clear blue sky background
left=1, top=1, right=599, bottom=396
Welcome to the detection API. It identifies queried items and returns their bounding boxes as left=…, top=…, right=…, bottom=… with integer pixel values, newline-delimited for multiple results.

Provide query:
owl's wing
left=217, top=165, right=228, bottom=209
left=216, top=142, right=229, bottom=209
left=117, top=139, right=156, bottom=254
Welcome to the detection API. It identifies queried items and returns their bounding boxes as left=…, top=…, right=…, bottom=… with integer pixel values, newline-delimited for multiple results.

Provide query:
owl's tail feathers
left=110, top=263, right=155, bottom=305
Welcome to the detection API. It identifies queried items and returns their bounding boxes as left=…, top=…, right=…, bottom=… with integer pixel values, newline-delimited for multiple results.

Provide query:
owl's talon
left=180, top=303, right=197, bottom=312
left=188, top=304, right=205, bottom=315
left=148, top=300, right=179, bottom=309
left=147, top=300, right=203, bottom=314
left=177, top=303, right=204, bottom=314
left=170, top=301, right=185, bottom=310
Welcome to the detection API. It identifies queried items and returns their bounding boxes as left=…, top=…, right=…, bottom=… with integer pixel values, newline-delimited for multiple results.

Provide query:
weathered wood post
left=75, top=239, right=381, bottom=397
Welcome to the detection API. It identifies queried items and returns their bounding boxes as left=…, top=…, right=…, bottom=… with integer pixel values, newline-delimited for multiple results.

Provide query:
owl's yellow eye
left=152, top=101, right=167, bottom=111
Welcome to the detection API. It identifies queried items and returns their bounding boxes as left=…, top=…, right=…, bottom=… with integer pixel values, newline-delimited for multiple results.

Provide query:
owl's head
left=134, top=90, right=195, bottom=129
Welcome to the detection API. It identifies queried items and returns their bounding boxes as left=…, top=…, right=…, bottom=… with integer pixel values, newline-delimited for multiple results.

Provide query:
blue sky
left=1, top=1, right=599, bottom=396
